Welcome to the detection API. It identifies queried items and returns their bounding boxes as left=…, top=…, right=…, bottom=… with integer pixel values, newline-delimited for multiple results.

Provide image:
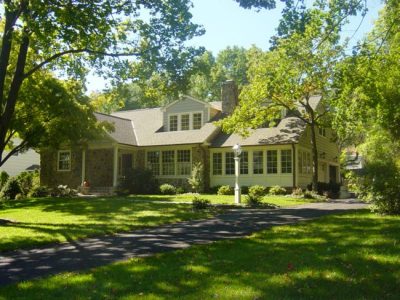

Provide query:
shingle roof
left=94, top=112, right=137, bottom=146
left=111, top=108, right=220, bottom=146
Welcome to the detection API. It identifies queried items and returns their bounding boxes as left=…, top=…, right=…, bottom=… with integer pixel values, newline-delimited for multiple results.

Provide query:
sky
left=86, top=0, right=383, bottom=92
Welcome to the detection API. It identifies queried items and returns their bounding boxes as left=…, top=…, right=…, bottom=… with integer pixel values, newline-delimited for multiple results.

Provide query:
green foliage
left=159, top=184, right=177, bottom=195
left=244, top=194, right=262, bottom=207
left=0, top=177, right=22, bottom=200
left=15, top=171, right=39, bottom=196
left=192, top=195, right=211, bottom=210
left=188, top=162, right=204, bottom=193
left=217, top=185, right=234, bottom=195
left=176, top=187, right=185, bottom=195
left=0, top=171, right=9, bottom=190
left=248, top=185, right=267, bottom=198
left=50, top=185, right=77, bottom=198
left=241, top=186, right=249, bottom=194
left=292, top=187, right=304, bottom=197
left=120, top=168, right=158, bottom=195
left=28, top=186, right=50, bottom=198
left=303, top=190, right=318, bottom=199
left=269, top=185, right=287, bottom=195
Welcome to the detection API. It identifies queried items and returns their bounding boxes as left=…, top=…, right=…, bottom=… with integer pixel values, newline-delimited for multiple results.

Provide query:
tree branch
left=0, top=140, right=29, bottom=167
left=24, top=48, right=145, bottom=78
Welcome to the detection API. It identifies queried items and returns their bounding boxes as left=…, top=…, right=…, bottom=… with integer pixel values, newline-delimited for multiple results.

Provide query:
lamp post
left=232, top=143, right=242, bottom=204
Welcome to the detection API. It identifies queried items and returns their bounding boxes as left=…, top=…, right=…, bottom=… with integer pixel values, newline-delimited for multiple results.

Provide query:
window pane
left=181, top=114, right=190, bottom=131
left=212, top=153, right=222, bottom=175
left=193, top=113, right=202, bottom=129
left=147, top=151, right=160, bottom=176
left=281, top=149, right=292, bottom=173
left=253, top=151, right=263, bottom=174
left=240, top=151, right=248, bottom=175
left=177, top=150, right=191, bottom=175
left=162, top=150, right=175, bottom=175
left=58, top=151, right=71, bottom=171
left=266, top=150, right=278, bottom=174
left=169, top=115, right=178, bottom=131
left=225, top=152, right=235, bottom=175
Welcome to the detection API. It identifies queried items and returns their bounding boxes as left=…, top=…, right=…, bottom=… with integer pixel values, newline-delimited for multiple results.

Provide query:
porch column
left=81, top=149, right=86, bottom=185
left=113, top=145, right=119, bottom=187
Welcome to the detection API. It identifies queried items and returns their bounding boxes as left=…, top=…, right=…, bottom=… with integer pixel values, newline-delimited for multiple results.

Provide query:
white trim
left=167, top=111, right=204, bottom=131
left=162, top=95, right=210, bottom=112
left=145, top=148, right=192, bottom=178
left=57, top=150, right=71, bottom=172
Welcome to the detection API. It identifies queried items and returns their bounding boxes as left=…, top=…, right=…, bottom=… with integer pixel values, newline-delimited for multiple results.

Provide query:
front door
left=329, top=165, right=337, bottom=183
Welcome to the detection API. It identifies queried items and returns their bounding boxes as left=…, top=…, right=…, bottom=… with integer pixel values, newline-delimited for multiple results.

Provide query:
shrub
left=292, top=187, right=303, bottom=197
left=0, top=171, right=9, bottom=190
left=176, top=187, right=185, bottom=194
left=28, top=185, right=49, bottom=198
left=188, top=162, right=204, bottom=193
left=241, top=186, right=249, bottom=194
left=16, top=171, right=39, bottom=196
left=50, top=185, right=77, bottom=197
left=209, top=185, right=221, bottom=194
left=244, top=194, right=262, bottom=207
left=120, top=168, right=158, bottom=194
left=217, top=185, right=233, bottom=195
left=159, top=184, right=176, bottom=195
left=248, top=185, right=267, bottom=198
left=269, top=185, right=287, bottom=195
left=15, top=193, right=24, bottom=200
left=192, top=195, right=211, bottom=210
left=0, top=177, right=22, bottom=200
left=303, top=190, right=317, bottom=199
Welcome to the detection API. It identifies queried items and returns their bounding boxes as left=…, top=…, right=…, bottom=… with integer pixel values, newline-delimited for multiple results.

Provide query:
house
left=40, top=81, right=340, bottom=193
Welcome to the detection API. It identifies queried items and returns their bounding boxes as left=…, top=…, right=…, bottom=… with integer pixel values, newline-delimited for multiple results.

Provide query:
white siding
left=0, top=149, right=40, bottom=176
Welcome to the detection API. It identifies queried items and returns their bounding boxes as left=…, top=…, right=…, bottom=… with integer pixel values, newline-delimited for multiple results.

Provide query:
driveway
left=0, top=199, right=367, bottom=286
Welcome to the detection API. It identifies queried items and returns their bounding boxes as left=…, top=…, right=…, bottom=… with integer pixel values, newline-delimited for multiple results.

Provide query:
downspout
left=292, top=143, right=296, bottom=189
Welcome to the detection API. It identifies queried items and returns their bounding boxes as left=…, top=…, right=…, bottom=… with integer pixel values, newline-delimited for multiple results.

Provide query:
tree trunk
left=309, top=121, right=319, bottom=191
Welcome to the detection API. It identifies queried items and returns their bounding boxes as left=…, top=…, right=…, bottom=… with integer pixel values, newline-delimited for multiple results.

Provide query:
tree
left=0, top=0, right=203, bottom=166
left=220, top=1, right=364, bottom=190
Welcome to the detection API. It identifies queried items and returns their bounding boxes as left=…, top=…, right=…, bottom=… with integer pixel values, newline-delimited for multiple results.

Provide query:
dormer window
left=169, top=115, right=178, bottom=131
left=181, top=114, right=190, bottom=130
left=193, top=113, right=202, bottom=129
left=167, top=112, right=203, bottom=131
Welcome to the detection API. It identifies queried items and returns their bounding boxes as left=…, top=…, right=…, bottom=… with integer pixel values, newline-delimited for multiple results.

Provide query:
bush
left=241, top=186, right=249, bottom=194
left=209, top=185, right=221, bottom=194
left=0, top=171, right=9, bottom=190
left=292, top=187, right=303, bottom=197
left=120, top=168, right=158, bottom=194
left=188, top=162, right=204, bottom=193
left=176, top=187, right=185, bottom=194
left=16, top=171, right=39, bottom=196
left=244, top=194, right=262, bottom=207
left=248, top=185, right=267, bottom=198
left=50, top=185, right=77, bottom=197
left=303, top=190, right=317, bottom=199
left=192, top=195, right=211, bottom=210
left=15, top=193, right=24, bottom=200
left=269, top=185, right=287, bottom=195
left=217, top=185, right=233, bottom=195
left=307, top=181, right=341, bottom=198
left=28, top=185, right=49, bottom=198
left=0, top=177, right=22, bottom=200
left=159, top=184, right=176, bottom=195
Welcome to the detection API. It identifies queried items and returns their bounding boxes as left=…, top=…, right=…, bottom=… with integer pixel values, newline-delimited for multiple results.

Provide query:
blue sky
left=86, top=0, right=382, bottom=92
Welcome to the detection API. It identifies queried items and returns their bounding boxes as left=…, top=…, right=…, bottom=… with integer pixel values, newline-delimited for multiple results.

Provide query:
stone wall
left=136, top=149, right=146, bottom=169
left=40, top=148, right=82, bottom=188
left=85, top=148, right=113, bottom=187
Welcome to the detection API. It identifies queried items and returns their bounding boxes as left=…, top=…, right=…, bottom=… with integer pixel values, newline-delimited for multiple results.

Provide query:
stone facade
left=40, top=148, right=83, bottom=188
left=85, top=148, right=114, bottom=187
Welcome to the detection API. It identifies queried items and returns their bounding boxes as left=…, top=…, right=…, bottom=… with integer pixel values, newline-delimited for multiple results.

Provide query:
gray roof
left=211, top=117, right=306, bottom=148
left=94, top=112, right=137, bottom=146
left=111, top=108, right=220, bottom=146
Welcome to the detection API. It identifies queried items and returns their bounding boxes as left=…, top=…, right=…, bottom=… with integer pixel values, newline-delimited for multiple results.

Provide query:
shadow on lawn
left=1, top=211, right=399, bottom=299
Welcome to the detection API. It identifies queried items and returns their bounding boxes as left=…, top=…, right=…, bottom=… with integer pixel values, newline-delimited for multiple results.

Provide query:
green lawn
left=0, top=194, right=311, bottom=252
left=130, top=193, right=314, bottom=206
left=0, top=211, right=398, bottom=299
left=0, top=196, right=213, bottom=252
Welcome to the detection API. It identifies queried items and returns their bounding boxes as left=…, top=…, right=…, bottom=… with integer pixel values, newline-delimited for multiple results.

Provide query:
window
left=225, top=152, right=235, bottom=175
left=147, top=151, right=160, bottom=176
left=319, top=127, right=326, bottom=137
left=169, top=115, right=178, bottom=131
left=181, top=114, right=190, bottom=131
left=281, top=149, right=292, bottom=173
left=177, top=150, right=191, bottom=175
left=58, top=150, right=71, bottom=171
left=266, top=150, right=278, bottom=174
left=162, top=151, right=175, bottom=175
left=193, top=113, right=202, bottom=129
left=240, top=151, right=248, bottom=175
left=253, top=151, right=263, bottom=174
left=212, top=153, right=222, bottom=175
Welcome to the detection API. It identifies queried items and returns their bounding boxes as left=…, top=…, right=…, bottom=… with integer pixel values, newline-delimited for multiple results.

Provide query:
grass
left=130, top=193, right=314, bottom=206
left=0, top=210, right=398, bottom=299
left=0, top=196, right=213, bottom=252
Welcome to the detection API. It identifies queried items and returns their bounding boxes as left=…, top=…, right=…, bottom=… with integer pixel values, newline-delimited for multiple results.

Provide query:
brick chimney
left=221, top=80, right=238, bottom=115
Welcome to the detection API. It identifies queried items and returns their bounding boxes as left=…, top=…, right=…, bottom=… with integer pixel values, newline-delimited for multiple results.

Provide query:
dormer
left=162, top=96, right=213, bottom=132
